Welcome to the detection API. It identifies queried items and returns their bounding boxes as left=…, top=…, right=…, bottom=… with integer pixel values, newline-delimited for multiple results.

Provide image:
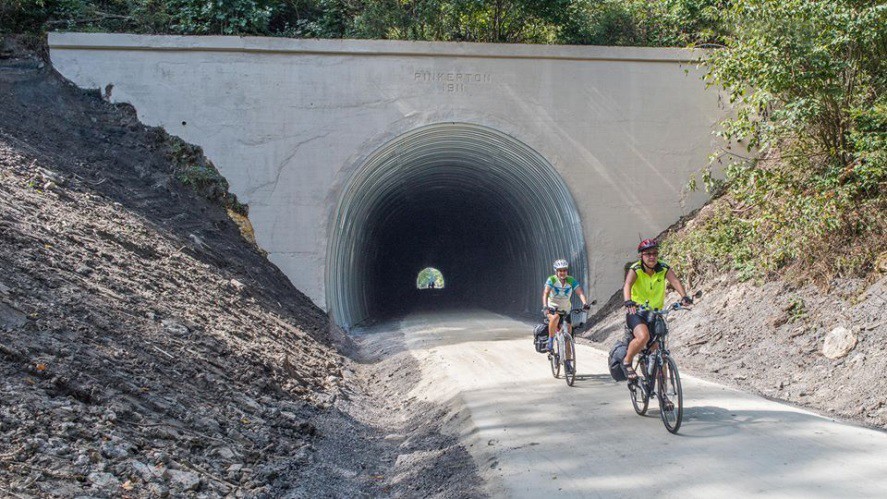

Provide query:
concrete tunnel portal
left=49, top=34, right=728, bottom=329
left=327, top=123, right=587, bottom=328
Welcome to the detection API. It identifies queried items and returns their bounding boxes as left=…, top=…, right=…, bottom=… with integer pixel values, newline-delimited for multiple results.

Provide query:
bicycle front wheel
left=549, top=338, right=560, bottom=378
left=564, top=334, right=576, bottom=386
left=658, top=355, right=684, bottom=434
left=629, top=357, right=649, bottom=415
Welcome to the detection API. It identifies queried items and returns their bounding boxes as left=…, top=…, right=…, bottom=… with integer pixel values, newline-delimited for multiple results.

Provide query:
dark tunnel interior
left=327, top=123, right=587, bottom=329
left=368, top=187, right=533, bottom=319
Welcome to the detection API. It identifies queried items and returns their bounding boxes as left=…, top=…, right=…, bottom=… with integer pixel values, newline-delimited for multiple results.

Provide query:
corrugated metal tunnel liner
left=327, top=123, right=587, bottom=328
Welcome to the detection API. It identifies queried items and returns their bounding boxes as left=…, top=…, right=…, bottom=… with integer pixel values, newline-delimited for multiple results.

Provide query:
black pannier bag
left=608, top=339, right=628, bottom=381
left=533, top=323, right=548, bottom=353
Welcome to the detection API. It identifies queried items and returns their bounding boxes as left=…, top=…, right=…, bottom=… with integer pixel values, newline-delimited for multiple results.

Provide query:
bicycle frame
left=556, top=325, right=572, bottom=361
left=548, top=308, right=583, bottom=386
left=627, top=296, right=697, bottom=434
left=639, top=321, right=669, bottom=386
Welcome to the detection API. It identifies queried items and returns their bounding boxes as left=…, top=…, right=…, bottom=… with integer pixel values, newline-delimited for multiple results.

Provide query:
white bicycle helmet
left=553, top=259, right=569, bottom=270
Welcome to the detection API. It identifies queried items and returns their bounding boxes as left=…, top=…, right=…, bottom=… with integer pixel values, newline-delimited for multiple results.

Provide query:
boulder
left=88, top=472, right=120, bottom=489
left=822, top=327, right=857, bottom=359
left=167, top=469, right=200, bottom=491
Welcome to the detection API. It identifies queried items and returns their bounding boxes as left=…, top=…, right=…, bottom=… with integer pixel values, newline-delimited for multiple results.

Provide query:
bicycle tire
left=658, top=355, right=683, bottom=434
left=629, top=358, right=649, bottom=415
left=564, top=333, right=576, bottom=386
left=549, top=337, right=560, bottom=378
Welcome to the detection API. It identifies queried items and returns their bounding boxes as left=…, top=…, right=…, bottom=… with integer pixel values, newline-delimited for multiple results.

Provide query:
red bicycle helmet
left=637, top=238, right=659, bottom=253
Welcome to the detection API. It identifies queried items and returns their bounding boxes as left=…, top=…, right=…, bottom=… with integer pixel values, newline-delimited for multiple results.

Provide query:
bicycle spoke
left=658, top=356, right=683, bottom=434
left=629, top=357, right=649, bottom=415
left=564, top=334, right=576, bottom=386
left=549, top=336, right=560, bottom=378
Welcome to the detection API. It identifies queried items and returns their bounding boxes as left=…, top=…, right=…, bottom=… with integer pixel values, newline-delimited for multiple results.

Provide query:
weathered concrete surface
left=49, top=33, right=725, bottom=325
left=378, top=310, right=887, bottom=497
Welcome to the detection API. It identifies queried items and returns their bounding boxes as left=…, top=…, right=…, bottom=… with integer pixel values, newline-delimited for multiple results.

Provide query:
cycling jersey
left=544, top=275, right=581, bottom=311
left=629, top=260, right=670, bottom=310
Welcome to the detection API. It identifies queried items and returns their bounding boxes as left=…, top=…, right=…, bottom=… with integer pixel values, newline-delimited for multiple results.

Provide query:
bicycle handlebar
left=543, top=307, right=588, bottom=315
left=638, top=290, right=702, bottom=316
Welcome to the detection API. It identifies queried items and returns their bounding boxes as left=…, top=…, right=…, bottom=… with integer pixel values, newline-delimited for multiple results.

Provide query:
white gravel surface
left=378, top=309, right=887, bottom=498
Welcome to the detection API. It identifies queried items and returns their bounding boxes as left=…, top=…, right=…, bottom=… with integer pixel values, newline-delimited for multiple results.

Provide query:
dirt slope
left=0, top=43, right=483, bottom=498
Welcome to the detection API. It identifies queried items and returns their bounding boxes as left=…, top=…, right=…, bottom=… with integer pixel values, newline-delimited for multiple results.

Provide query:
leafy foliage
left=2, top=0, right=730, bottom=45
left=167, top=0, right=272, bottom=35
left=558, top=0, right=726, bottom=46
left=666, top=0, right=887, bottom=285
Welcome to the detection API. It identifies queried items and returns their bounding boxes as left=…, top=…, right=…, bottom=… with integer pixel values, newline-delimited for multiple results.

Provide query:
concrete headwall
left=49, top=33, right=725, bottom=325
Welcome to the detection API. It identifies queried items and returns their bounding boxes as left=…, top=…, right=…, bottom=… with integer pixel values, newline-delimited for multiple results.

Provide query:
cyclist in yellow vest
left=621, top=239, right=693, bottom=381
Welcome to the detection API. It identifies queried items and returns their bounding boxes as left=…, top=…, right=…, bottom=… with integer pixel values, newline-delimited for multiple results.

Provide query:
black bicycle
left=627, top=292, right=700, bottom=434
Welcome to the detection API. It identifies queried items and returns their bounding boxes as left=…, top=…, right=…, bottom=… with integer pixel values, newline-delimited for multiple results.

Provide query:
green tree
left=669, top=0, right=887, bottom=282
left=707, top=0, right=885, bottom=167
left=167, top=0, right=272, bottom=35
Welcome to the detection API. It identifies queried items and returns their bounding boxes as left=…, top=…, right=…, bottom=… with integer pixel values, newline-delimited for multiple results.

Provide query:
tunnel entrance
left=327, top=123, right=587, bottom=329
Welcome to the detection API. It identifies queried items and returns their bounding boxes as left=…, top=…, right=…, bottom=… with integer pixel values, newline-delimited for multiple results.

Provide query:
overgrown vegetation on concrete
left=167, top=136, right=248, bottom=217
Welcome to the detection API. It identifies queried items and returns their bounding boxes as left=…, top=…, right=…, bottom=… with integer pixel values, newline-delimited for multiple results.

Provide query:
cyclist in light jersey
left=542, top=259, right=591, bottom=352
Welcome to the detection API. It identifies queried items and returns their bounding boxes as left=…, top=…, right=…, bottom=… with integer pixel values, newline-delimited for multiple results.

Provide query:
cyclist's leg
left=624, top=315, right=650, bottom=380
left=546, top=310, right=559, bottom=351
left=625, top=319, right=650, bottom=366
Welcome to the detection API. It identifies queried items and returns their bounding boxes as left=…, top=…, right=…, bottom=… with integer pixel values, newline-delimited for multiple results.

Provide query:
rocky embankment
left=0, top=43, right=483, bottom=498
left=0, top=50, right=343, bottom=497
left=583, top=274, right=887, bottom=429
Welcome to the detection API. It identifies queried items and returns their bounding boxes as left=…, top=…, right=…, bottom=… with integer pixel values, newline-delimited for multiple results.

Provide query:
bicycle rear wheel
left=629, top=358, right=649, bottom=415
left=549, top=337, right=560, bottom=378
left=564, top=334, right=576, bottom=386
left=658, top=356, right=683, bottom=433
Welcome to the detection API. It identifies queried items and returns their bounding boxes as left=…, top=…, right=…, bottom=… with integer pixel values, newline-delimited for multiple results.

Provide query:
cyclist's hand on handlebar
left=582, top=303, right=591, bottom=311
left=624, top=300, right=637, bottom=315
left=680, top=295, right=694, bottom=307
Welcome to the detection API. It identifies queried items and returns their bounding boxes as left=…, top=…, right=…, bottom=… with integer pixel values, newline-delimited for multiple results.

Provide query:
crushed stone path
left=381, top=309, right=887, bottom=497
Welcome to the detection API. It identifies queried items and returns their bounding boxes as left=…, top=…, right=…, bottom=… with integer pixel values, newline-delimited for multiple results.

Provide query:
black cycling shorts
left=544, top=310, right=572, bottom=327
left=625, top=311, right=654, bottom=333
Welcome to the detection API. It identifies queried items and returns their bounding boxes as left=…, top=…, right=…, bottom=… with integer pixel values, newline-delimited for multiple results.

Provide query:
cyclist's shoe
left=565, top=361, right=574, bottom=375
left=622, top=363, right=638, bottom=381
left=661, top=396, right=675, bottom=412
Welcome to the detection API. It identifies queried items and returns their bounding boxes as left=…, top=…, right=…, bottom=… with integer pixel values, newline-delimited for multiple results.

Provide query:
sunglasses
left=642, top=252, right=659, bottom=257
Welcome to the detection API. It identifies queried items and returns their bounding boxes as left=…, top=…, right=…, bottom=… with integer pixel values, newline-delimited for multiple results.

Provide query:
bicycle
left=626, top=291, right=700, bottom=434
left=547, top=307, right=586, bottom=387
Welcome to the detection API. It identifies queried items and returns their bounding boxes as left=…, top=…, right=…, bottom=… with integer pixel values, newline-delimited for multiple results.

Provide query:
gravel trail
left=375, top=309, right=887, bottom=497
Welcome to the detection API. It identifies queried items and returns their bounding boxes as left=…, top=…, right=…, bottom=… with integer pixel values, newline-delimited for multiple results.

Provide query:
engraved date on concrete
left=413, top=71, right=492, bottom=93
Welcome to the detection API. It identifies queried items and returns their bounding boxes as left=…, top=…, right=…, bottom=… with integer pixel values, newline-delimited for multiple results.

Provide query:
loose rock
left=822, top=327, right=857, bottom=360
